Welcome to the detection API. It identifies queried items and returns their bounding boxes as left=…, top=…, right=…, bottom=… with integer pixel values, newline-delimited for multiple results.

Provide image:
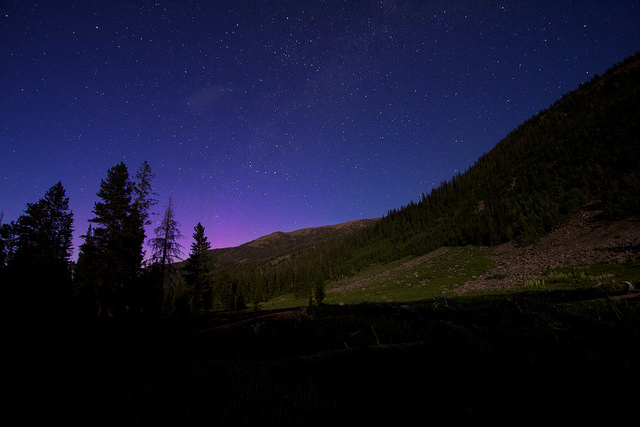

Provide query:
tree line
left=0, top=161, right=230, bottom=329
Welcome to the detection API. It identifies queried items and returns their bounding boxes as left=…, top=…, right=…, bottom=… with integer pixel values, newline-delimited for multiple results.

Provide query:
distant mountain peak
left=246, top=219, right=379, bottom=249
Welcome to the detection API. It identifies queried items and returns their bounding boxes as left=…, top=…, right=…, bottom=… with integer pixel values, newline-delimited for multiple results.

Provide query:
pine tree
left=1, top=218, right=19, bottom=319
left=313, top=273, right=325, bottom=306
left=85, top=162, right=143, bottom=318
left=0, top=217, right=18, bottom=269
left=148, top=197, right=183, bottom=280
left=6, top=182, right=74, bottom=326
left=133, top=161, right=158, bottom=264
left=133, top=161, right=158, bottom=228
left=14, top=182, right=74, bottom=265
left=184, top=222, right=212, bottom=313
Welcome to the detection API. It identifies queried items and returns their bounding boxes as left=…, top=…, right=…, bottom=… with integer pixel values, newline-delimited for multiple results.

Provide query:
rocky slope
left=458, top=201, right=640, bottom=293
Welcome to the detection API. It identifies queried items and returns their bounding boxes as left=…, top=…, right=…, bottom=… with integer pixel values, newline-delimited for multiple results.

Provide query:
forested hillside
left=367, top=52, right=640, bottom=255
left=2, top=53, right=638, bottom=320
left=217, top=52, right=640, bottom=306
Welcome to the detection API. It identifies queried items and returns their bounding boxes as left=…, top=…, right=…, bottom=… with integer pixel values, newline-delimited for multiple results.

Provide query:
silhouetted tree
left=0, top=216, right=18, bottom=270
left=313, top=273, right=326, bottom=306
left=226, top=281, right=245, bottom=312
left=83, top=162, right=143, bottom=318
left=133, top=160, right=158, bottom=264
left=145, top=197, right=184, bottom=316
left=133, top=160, right=158, bottom=228
left=5, top=182, right=73, bottom=327
left=149, top=197, right=183, bottom=276
left=184, top=222, right=212, bottom=313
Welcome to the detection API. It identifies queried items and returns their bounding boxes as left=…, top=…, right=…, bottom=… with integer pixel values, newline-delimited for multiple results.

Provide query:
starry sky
left=2, top=1, right=639, bottom=258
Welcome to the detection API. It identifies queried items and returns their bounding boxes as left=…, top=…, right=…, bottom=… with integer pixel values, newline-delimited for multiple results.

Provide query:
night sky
left=2, top=1, right=639, bottom=258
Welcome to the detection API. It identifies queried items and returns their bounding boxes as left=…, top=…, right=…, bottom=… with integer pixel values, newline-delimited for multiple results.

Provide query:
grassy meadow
left=262, top=245, right=498, bottom=309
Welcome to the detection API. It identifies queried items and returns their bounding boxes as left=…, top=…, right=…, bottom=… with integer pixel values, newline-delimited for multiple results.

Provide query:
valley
left=5, top=50, right=640, bottom=427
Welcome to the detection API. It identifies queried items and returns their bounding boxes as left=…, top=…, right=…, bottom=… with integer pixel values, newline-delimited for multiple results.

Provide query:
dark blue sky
left=2, top=0, right=639, bottom=257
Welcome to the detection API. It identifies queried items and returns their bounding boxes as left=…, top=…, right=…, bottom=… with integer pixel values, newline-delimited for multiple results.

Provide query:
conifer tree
left=149, top=197, right=183, bottom=279
left=133, top=160, right=158, bottom=263
left=184, top=222, right=212, bottom=313
left=133, top=161, right=158, bottom=228
left=6, top=182, right=74, bottom=325
left=0, top=211, right=4, bottom=268
left=14, top=182, right=74, bottom=265
left=0, top=218, right=18, bottom=318
left=85, top=162, right=143, bottom=318
left=313, top=273, right=325, bottom=306
left=0, top=217, right=18, bottom=269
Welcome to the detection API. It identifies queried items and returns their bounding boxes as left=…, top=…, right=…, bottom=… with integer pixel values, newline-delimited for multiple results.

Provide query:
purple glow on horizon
left=2, top=1, right=639, bottom=260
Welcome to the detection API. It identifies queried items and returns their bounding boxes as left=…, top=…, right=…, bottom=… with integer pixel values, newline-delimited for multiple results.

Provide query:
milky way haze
left=2, top=0, right=639, bottom=256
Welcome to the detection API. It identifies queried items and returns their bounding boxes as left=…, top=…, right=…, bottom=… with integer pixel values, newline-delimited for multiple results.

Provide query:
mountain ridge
left=245, top=218, right=379, bottom=248
left=206, top=218, right=379, bottom=270
left=186, top=51, right=640, bottom=308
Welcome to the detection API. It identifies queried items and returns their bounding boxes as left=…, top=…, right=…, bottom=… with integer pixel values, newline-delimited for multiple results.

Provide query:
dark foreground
left=7, top=284, right=640, bottom=426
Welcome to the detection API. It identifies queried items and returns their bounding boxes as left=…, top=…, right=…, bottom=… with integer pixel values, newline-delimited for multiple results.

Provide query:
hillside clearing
left=259, top=202, right=640, bottom=310
left=459, top=201, right=640, bottom=293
